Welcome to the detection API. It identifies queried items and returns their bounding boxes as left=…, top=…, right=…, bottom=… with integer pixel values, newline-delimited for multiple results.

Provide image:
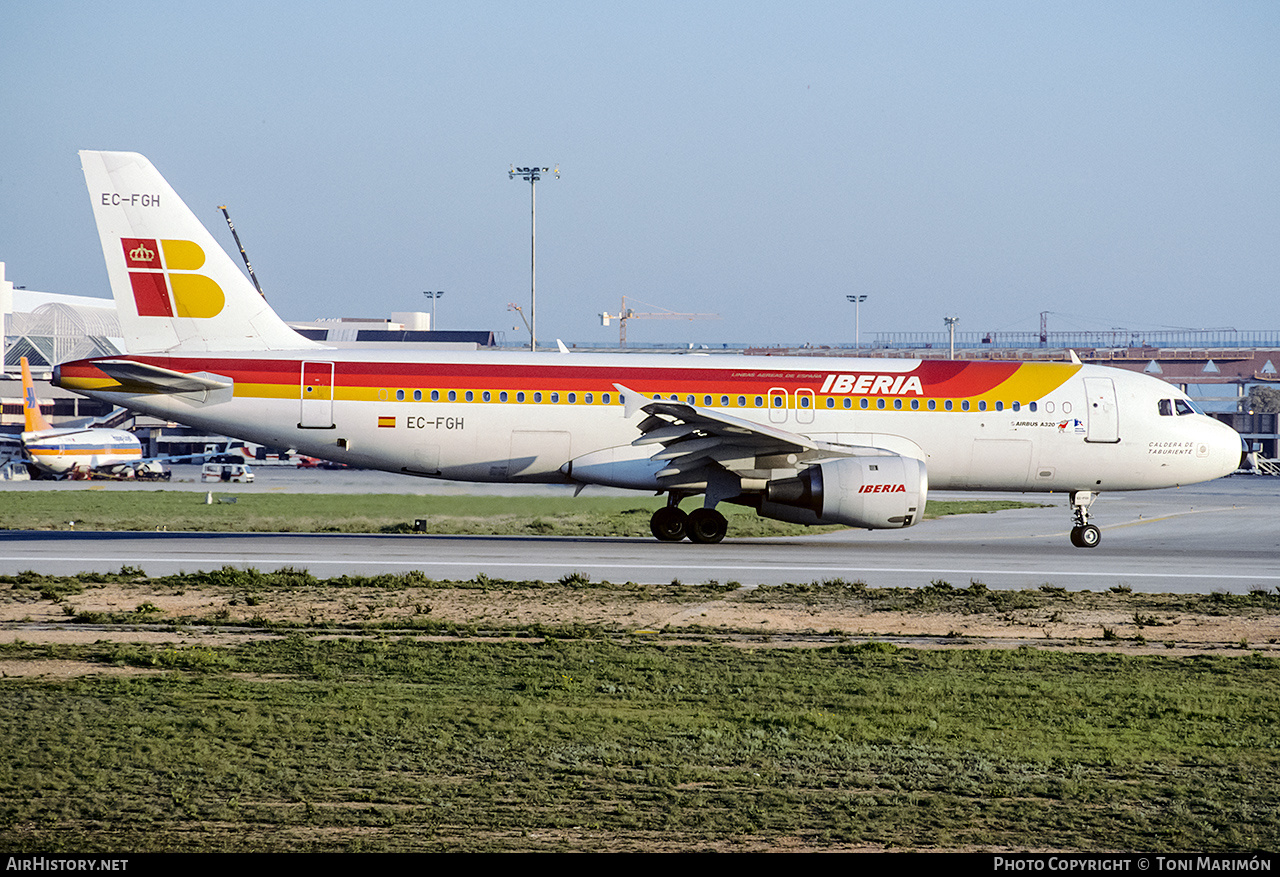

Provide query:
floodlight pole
left=422, top=290, right=444, bottom=330
left=944, top=316, right=959, bottom=360
left=509, top=165, right=558, bottom=352
left=846, top=294, right=868, bottom=350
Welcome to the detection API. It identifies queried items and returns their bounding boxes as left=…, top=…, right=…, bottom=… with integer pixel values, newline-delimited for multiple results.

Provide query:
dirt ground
left=3, top=580, right=1277, bottom=679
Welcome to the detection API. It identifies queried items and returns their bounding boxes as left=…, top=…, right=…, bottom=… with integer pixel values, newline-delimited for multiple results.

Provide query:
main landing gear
left=1069, top=490, right=1101, bottom=549
left=650, top=499, right=728, bottom=544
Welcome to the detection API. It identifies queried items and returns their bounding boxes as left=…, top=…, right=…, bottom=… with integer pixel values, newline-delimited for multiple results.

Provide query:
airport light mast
left=509, top=165, right=559, bottom=352
left=846, top=294, right=868, bottom=350
left=944, top=315, right=959, bottom=360
left=422, top=290, right=444, bottom=330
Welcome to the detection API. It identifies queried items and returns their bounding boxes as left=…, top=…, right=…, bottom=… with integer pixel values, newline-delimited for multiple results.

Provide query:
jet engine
left=760, top=455, right=927, bottom=529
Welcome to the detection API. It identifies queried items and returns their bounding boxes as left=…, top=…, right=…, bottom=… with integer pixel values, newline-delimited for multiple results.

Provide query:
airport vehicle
left=18, top=356, right=146, bottom=478
left=55, top=151, right=1243, bottom=546
left=201, top=461, right=254, bottom=483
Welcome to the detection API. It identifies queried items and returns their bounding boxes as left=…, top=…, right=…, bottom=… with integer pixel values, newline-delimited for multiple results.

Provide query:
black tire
left=687, top=508, right=728, bottom=544
left=1070, top=526, right=1083, bottom=548
left=650, top=506, right=688, bottom=542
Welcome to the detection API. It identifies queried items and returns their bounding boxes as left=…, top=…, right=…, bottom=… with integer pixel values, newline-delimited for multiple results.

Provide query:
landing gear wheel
left=650, top=506, right=689, bottom=542
left=687, top=508, right=728, bottom=544
left=1070, top=524, right=1101, bottom=549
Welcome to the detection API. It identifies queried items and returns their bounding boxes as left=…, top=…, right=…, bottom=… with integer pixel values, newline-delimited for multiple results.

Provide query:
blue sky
left=2, top=1, right=1277, bottom=346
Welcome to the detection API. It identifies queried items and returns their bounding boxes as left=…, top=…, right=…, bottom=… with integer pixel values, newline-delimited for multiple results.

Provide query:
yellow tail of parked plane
left=21, top=357, right=55, bottom=433
left=56, top=151, right=1243, bottom=546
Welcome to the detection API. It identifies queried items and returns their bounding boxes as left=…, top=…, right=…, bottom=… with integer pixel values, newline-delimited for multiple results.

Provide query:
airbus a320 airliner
left=55, top=151, right=1242, bottom=547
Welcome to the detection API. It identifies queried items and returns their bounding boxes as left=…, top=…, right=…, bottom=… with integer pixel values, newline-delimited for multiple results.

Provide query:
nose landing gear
left=1069, top=490, right=1101, bottom=548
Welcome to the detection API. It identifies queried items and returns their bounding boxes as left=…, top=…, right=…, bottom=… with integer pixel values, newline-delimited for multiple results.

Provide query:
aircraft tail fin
left=20, top=357, right=54, bottom=433
left=78, top=151, right=324, bottom=353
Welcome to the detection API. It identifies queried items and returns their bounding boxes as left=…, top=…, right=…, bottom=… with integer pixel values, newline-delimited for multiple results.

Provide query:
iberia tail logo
left=121, top=238, right=225, bottom=318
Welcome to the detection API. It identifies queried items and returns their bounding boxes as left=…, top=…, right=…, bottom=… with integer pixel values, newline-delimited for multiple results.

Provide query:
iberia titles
left=818, top=373, right=925, bottom=395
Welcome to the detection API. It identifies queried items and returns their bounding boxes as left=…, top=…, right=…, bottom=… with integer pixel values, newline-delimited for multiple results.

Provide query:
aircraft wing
left=614, top=383, right=892, bottom=485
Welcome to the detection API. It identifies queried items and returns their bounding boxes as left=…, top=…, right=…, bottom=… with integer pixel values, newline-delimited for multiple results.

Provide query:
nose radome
left=1207, top=418, right=1244, bottom=478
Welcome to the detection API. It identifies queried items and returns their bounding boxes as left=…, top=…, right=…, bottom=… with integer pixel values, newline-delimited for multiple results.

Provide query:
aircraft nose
left=1207, top=417, right=1245, bottom=478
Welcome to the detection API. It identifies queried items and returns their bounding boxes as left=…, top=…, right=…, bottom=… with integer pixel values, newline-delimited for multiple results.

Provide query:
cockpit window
left=1158, top=399, right=1173, bottom=416
left=1174, top=399, right=1200, bottom=416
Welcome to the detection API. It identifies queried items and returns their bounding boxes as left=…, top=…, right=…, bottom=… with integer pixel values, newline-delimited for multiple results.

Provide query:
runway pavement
left=1, top=473, right=1275, bottom=592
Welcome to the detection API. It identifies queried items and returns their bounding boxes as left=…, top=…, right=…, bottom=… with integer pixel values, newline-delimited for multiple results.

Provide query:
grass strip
left=0, top=636, right=1275, bottom=852
left=0, top=492, right=1045, bottom=536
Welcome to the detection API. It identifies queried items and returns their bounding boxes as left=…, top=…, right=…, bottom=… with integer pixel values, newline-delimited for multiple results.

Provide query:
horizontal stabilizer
left=91, top=359, right=233, bottom=394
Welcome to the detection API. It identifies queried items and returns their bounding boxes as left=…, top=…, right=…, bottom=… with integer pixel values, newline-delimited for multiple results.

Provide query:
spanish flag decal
left=377, top=416, right=395, bottom=428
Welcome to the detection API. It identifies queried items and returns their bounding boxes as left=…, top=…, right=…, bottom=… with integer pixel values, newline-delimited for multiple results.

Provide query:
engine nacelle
left=761, top=455, right=928, bottom=529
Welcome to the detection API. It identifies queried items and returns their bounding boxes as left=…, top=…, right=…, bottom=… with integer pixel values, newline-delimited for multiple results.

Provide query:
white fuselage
left=20, top=427, right=143, bottom=475
left=57, top=350, right=1242, bottom=495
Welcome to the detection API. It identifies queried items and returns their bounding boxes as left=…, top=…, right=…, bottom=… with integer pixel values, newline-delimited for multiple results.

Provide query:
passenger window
left=534, top=392, right=542, bottom=403
left=465, top=391, right=474, bottom=402
left=550, top=392, right=559, bottom=403
left=1029, top=402, right=1037, bottom=413
left=483, top=391, right=491, bottom=402
left=396, top=389, right=405, bottom=401
left=448, top=390, right=457, bottom=402
left=843, top=398, right=852, bottom=409
left=568, top=393, right=576, bottom=403
left=585, top=393, right=593, bottom=404
left=826, top=398, right=834, bottom=408
left=500, top=391, right=508, bottom=402
left=413, top=390, right=422, bottom=402
left=431, top=390, right=440, bottom=402
left=961, top=401, right=970, bottom=411
left=602, top=393, right=611, bottom=404
left=517, top=392, right=526, bottom=402
left=754, top=396, right=763, bottom=407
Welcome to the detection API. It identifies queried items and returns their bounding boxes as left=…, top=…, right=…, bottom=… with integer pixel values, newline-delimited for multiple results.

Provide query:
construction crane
left=218, top=206, right=266, bottom=298
left=600, top=296, right=719, bottom=348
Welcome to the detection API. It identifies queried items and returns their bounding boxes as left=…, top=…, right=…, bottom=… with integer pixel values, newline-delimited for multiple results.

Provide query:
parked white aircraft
left=56, top=151, right=1242, bottom=545
left=19, top=356, right=144, bottom=477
